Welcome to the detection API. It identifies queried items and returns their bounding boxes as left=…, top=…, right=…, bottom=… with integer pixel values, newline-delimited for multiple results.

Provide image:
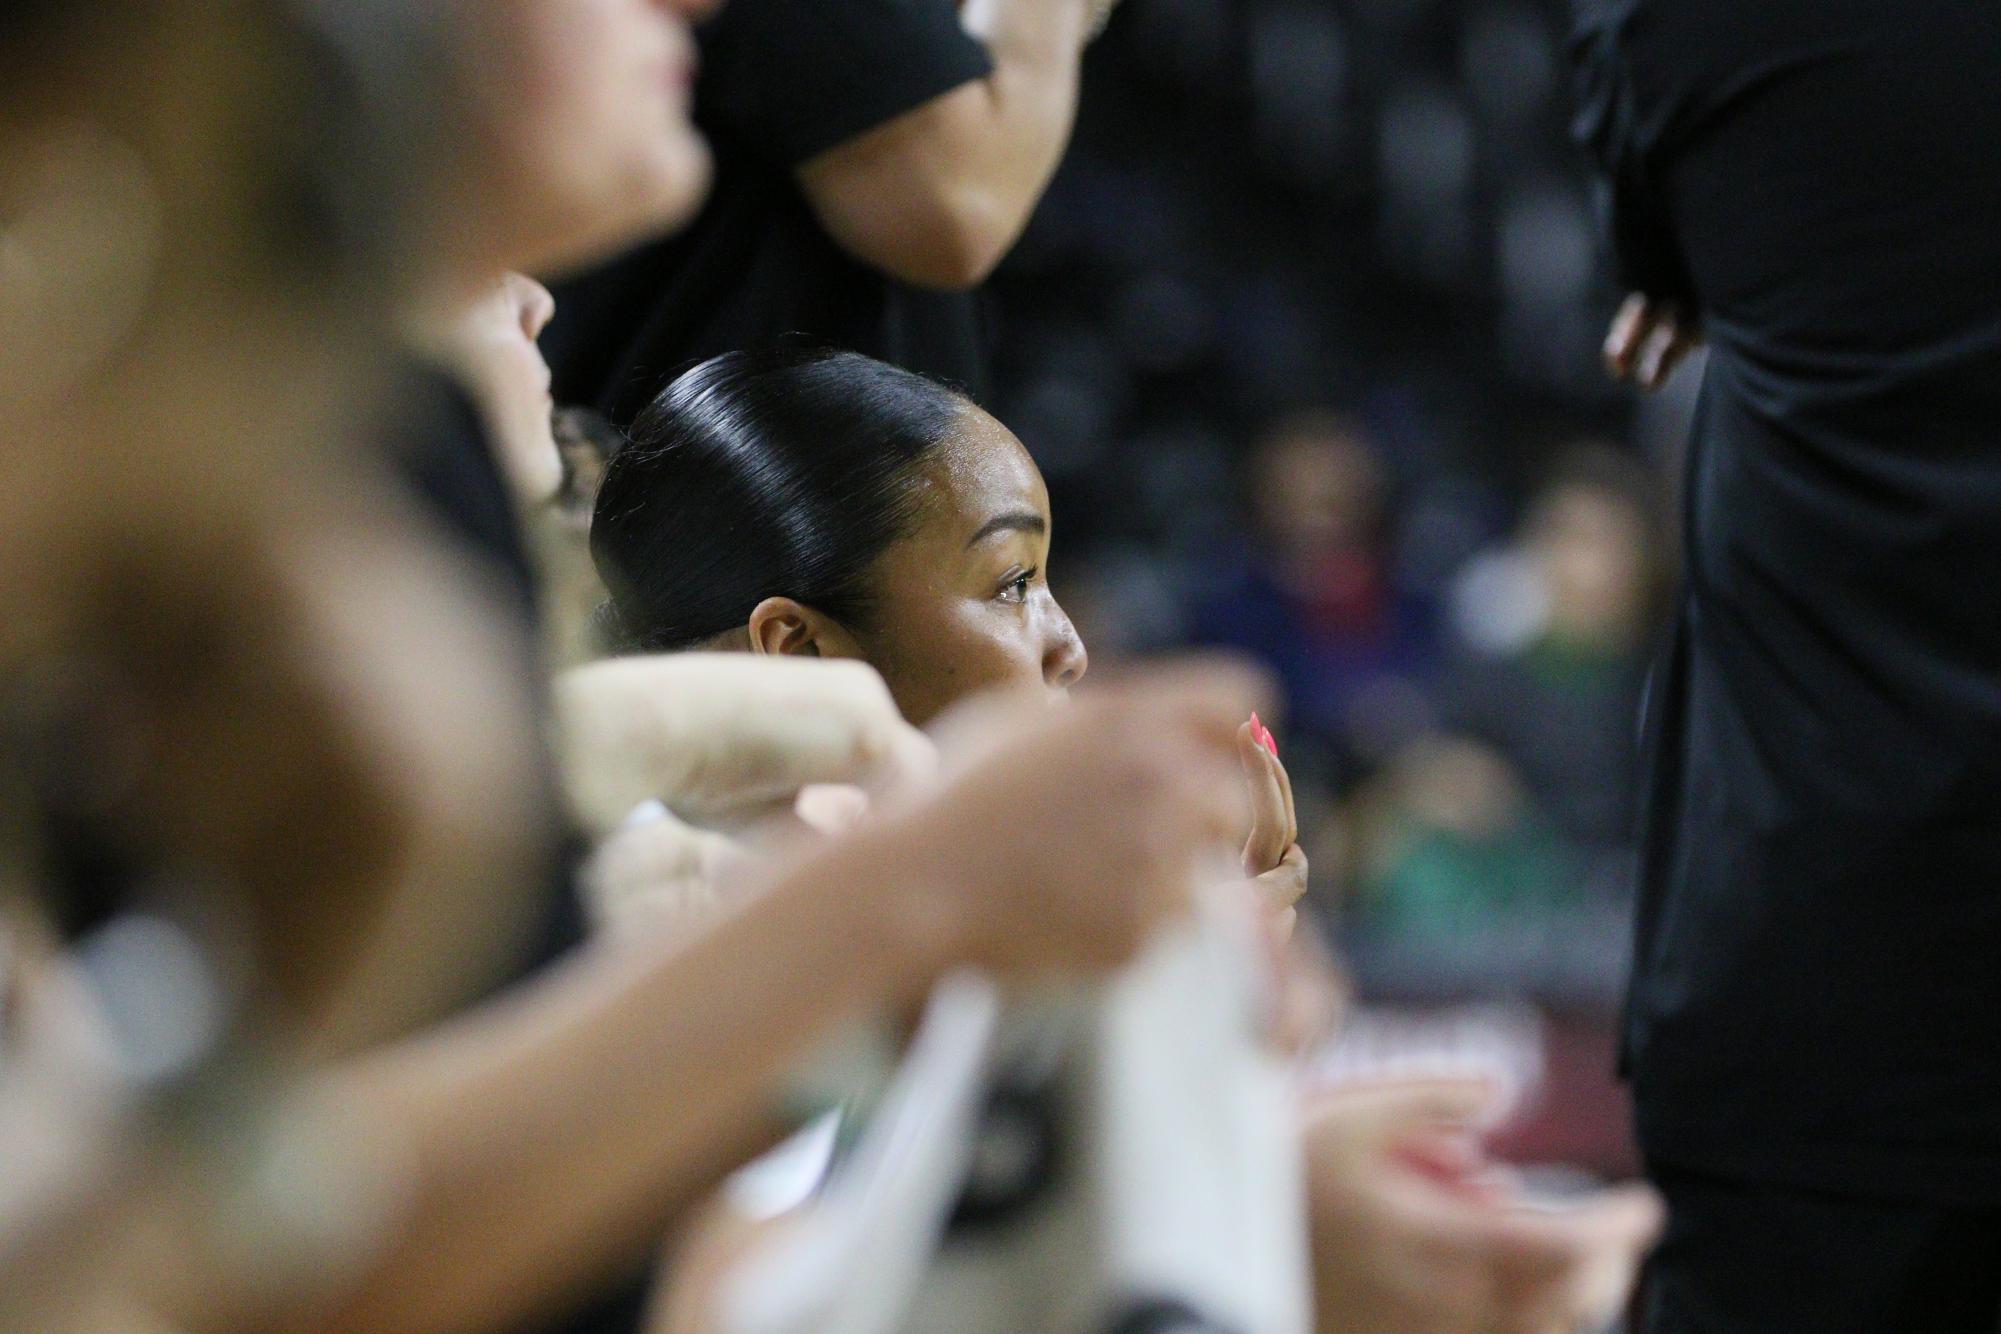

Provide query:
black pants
left=1640, top=1162, right=2001, bottom=1333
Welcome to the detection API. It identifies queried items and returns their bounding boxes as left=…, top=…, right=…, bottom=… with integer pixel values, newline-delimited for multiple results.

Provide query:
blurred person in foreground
left=1573, top=1, right=2001, bottom=1327
left=0, top=8, right=1292, bottom=1334
left=0, top=0, right=552, bottom=1326
left=394, top=0, right=715, bottom=661
left=425, top=278, right=617, bottom=677
left=1189, top=411, right=1440, bottom=790
left=544, top=0, right=1121, bottom=419
left=0, top=0, right=552, bottom=1096
left=591, top=345, right=1661, bottom=1334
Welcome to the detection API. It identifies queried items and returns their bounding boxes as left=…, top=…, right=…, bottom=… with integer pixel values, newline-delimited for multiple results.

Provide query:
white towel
left=723, top=888, right=1311, bottom=1334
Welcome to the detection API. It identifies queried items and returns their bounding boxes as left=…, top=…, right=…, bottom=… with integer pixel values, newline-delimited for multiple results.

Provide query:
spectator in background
left=544, top=0, right=1120, bottom=422
left=1355, top=735, right=1579, bottom=943
left=1189, top=411, right=1439, bottom=790
left=553, top=407, right=621, bottom=530
left=1443, top=445, right=1662, bottom=862
left=1345, top=447, right=1660, bottom=990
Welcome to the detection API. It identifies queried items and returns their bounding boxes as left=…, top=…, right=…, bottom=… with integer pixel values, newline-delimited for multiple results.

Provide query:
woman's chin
left=643, top=133, right=714, bottom=234
left=534, top=140, right=714, bottom=278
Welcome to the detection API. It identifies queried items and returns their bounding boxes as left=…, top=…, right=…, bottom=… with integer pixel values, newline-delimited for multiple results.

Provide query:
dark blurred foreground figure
left=544, top=0, right=1117, bottom=419
left=1571, top=2, right=2001, bottom=1328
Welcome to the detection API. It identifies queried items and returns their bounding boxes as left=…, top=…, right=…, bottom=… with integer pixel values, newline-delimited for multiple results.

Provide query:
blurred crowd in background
left=986, top=0, right=1703, bottom=1171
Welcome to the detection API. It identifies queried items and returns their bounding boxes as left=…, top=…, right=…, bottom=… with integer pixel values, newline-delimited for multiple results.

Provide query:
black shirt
left=390, top=367, right=654, bottom=1333
left=395, top=366, right=543, bottom=625
left=1572, top=0, right=2001, bottom=1202
left=388, top=365, right=591, bottom=983
left=544, top=0, right=996, bottom=425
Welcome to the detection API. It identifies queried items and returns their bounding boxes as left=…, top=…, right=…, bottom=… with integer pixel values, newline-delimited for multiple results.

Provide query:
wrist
left=834, top=814, right=979, bottom=1000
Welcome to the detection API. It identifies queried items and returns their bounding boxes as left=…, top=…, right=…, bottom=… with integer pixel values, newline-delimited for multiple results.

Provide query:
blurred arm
left=554, top=655, right=933, bottom=836
left=285, top=823, right=945, bottom=1334
left=286, top=667, right=1254, bottom=1334
left=796, top=0, right=1101, bottom=290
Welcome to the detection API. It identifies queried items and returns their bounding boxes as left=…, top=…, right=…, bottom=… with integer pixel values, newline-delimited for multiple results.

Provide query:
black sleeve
left=1567, top=0, right=1699, bottom=310
left=703, top=0, right=995, bottom=168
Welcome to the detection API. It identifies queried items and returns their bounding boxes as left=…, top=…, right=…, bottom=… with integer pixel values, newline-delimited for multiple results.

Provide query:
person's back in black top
left=543, top=0, right=995, bottom=424
left=1572, top=0, right=2001, bottom=1203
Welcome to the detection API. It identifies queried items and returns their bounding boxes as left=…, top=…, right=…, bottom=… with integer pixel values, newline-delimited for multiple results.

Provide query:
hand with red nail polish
left=1240, top=714, right=1296, bottom=891
left=1255, top=713, right=1280, bottom=758
left=1304, top=1080, right=1663, bottom=1333
left=1238, top=712, right=1335, bottom=1053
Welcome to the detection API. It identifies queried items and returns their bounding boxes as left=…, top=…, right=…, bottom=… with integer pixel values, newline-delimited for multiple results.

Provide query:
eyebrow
left=964, top=511, right=1047, bottom=548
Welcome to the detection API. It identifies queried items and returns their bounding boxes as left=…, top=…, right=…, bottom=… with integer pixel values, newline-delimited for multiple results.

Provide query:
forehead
left=909, top=407, right=1048, bottom=535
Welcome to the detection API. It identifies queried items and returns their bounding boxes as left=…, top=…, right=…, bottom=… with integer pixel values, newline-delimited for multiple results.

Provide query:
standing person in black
left=1570, top=3, right=2001, bottom=1329
left=543, top=0, right=1118, bottom=421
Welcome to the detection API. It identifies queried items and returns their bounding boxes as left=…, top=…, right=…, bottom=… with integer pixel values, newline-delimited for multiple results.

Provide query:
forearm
left=953, top=0, right=1096, bottom=247
left=554, top=656, right=928, bottom=836
left=295, top=828, right=944, bottom=1334
left=798, top=0, right=1099, bottom=288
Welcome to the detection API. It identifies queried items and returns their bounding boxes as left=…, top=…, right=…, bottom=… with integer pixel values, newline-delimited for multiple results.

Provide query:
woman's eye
left=998, top=570, right=1035, bottom=604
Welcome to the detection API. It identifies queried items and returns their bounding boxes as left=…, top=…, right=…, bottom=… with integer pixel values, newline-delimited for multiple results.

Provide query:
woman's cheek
left=973, top=605, right=1049, bottom=692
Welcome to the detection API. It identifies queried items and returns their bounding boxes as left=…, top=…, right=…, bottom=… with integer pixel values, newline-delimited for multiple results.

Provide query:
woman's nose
left=1044, top=603, right=1088, bottom=689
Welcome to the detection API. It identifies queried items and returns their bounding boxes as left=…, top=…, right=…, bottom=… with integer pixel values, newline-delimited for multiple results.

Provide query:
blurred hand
left=1232, top=716, right=1343, bottom=1054
left=1603, top=293, right=1701, bottom=391
left=554, top=655, right=936, bottom=837
left=886, top=661, right=1268, bottom=974
left=1304, top=1080, right=1664, bottom=1334
left=1268, top=920, right=1350, bottom=1059
left=1238, top=718, right=1307, bottom=939
left=582, top=806, right=747, bottom=937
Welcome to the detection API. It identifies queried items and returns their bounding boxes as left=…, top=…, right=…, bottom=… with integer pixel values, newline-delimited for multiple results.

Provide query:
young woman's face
left=850, top=409, right=1089, bottom=726
left=458, top=0, right=714, bottom=276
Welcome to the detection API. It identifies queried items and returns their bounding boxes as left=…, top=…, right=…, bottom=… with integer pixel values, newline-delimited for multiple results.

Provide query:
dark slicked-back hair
left=590, top=342, right=969, bottom=652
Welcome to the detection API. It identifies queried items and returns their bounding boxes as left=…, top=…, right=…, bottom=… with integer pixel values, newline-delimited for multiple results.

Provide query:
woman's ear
left=746, top=597, right=865, bottom=661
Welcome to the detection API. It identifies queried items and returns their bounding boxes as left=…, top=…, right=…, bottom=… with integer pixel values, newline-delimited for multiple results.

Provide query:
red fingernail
left=1250, top=711, right=1264, bottom=739
left=1262, top=726, right=1279, bottom=758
